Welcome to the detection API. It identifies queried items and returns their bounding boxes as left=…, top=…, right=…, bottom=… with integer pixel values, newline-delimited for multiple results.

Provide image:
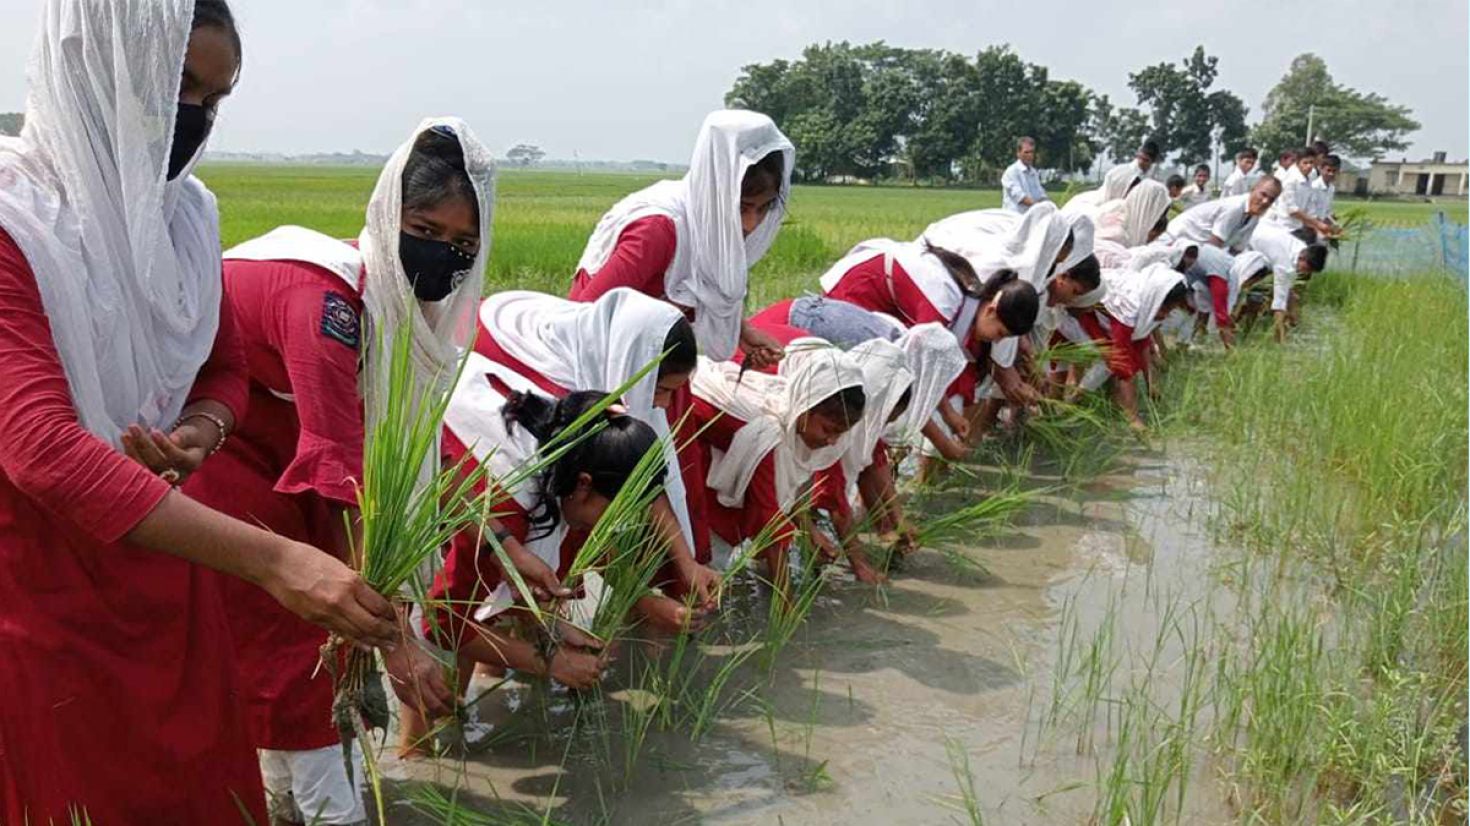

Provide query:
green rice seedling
left=409, top=783, right=571, bottom=826
left=913, top=485, right=1035, bottom=566
left=940, top=736, right=986, bottom=825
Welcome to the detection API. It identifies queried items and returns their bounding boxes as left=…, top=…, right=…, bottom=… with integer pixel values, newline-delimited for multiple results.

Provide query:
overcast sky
left=0, top=0, right=1464, bottom=163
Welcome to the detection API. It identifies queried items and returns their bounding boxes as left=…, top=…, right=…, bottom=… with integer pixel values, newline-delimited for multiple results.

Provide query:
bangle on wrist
left=173, top=410, right=229, bottom=456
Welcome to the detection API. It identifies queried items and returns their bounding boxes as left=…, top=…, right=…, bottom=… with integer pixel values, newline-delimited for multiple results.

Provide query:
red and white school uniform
left=0, top=230, right=266, bottom=823
left=1076, top=265, right=1185, bottom=390
left=687, top=341, right=865, bottom=558
left=183, top=251, right=366, bottom=753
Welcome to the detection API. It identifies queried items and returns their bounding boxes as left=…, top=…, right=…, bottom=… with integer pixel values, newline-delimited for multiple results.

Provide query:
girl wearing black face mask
left=0, top=0, right=420, bottom=822
left=180, top=119, right=493, bottom=824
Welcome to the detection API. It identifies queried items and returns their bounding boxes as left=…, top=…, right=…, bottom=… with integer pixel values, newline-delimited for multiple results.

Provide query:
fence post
left=1436, top=211, right=1450, bottom=271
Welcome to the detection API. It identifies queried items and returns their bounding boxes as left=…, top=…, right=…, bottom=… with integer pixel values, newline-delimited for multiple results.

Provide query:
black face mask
left=167, top=103, right=213, bottom=181
left=399, top=231, right=475, bottom=302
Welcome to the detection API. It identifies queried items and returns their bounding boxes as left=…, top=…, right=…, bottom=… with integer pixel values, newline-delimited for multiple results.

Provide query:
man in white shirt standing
left=1001, top=136, right=1048, bottom=213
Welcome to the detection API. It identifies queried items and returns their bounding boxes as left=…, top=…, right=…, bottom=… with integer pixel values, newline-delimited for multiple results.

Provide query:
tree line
left=724, top=43, right=1418, bottom=184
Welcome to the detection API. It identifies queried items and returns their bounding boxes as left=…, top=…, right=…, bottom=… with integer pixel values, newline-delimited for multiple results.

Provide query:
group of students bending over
left=0, top=3, right=1338, bottom=823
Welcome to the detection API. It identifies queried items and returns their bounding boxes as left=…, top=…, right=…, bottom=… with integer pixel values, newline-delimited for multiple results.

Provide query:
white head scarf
left=1057, top=213, right=1095, bottom=274
left=1116, top=180, right=1172, bottom=248
left=359, top=118, right=494, bottom=433
left=920, top=203, right=1072, bottom=289
left=1126, top=238, right=1199, bottom=272
left=691, top=338, right=864, bottom=510
left=0, top=0, right=221, bottom=444
left=1225, top=250, right=1270, bottom=312
left=889, top=323, right=967, bottom=443
left=575, top=110, right=794, bottom=360
left=840, top=339, right=913, bottom=482
left=1103, top=162, right=1141, bottom=201
left=1101, top=264, right=1185, bottom=340
left=475, top=288, right=694, bottom=543
left=817, top=238, right=966, bottom=328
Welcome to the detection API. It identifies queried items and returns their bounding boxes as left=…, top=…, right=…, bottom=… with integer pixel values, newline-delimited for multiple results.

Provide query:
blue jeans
left=789, top=295, right=901, bottom=347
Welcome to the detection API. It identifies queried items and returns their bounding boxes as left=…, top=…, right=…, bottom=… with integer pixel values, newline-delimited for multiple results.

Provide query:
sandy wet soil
left=377, top=447, right=1241, bottom=825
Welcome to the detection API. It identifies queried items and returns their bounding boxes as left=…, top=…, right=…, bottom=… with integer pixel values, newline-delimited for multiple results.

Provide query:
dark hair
left=1060, top=254, right=1101, bottom=291
left=402, top=128, right=481, bottom=226
left=1152, top=214, right=1170, bottom=236
left=1311, top=139, right=1331, bottom=157
left=1194, top=164, right=1210, bottom=176
left=1279, top=149, right=1298, bottom=163
left=1237, top=147, right=1259, bottom=161
left=1321, top=154, right=1342, bottom=170
left=660, top=318, right=698, bottom=378
left=808, top=385, right=867, bottom=427
left=923, top=241, right=984, bottom=296
left=192, top=0, right=242, bottom=78
left=1140, top=140, right=1161, bottom=161
left=1162, top=281, right=1190, bottom=311
left=1166, top=174, right=1186, bottom=190
left=1298, top=145, right=1318, bottom=159
left=1302, top=244, right=1329, bottom=272
left=1292, top=225, right=1319, bottom=245
left=976, top=269, right=1040, bottom=336
left=503, top=390, right=664, bottom=539
left=742, top=150, right=785, bottom=200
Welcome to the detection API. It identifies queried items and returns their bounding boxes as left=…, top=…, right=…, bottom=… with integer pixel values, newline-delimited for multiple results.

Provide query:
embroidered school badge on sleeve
left=320, top=292, right=360, bottom=349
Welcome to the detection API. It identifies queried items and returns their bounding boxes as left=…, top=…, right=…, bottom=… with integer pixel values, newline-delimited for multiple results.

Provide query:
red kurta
left=687, top=398, right=796, bottom=552
left=424, top=429, right=545, bottom=650
left=821, top=252, right=949, bottom=328
left=0, top=230, right=266, bottom=823
left=184, top=257, right=366, bottom=752
left=1079, top=311, right=1150, bottom=380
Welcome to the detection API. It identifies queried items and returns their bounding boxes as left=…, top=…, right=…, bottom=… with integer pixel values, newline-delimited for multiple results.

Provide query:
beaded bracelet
left=174, top=410, right=230, bottom=456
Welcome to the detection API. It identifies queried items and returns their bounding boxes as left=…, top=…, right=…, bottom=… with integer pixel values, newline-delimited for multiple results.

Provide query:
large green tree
left=1250, top=54, right=1419, bottom=160
left=1089, top=95, right=1150, bottom=168
left=1127, top=46, right=1249, bottom=165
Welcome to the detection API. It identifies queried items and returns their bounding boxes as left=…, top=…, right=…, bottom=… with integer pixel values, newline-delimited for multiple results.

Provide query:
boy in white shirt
left=1221, top=148, right=1260, bottom=196
left=1308, top=154, right=1341, bottom=237
left=1267, top=147, right=1335, bottom=239
left=1176, top=164, right=1211, bottom=210
left=1251, top=222, right=1329, bottom=341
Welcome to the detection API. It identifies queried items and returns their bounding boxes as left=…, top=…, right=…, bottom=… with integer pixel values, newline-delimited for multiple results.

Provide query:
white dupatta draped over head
left=889, top=323, right=967, bottom=442
left=919, top=203, right=1072, bottom=289
left=1057, top=213, right=1095, bottom=274
left=691, top=338, right=864, bottom=511
left=1225, top=250, right=1270, bottom=312
left=575, top=110, right=794, bottom=361
left=360, top=118, right=495, bottom=434
left=1111, top=179, right=1172, bottom=249
left=840, top=339, right=913, bottom=482
left=0, top=0, right=222, bottom=445
left=1101, top=264, right=1185, bottom=340
left=475, top=288, right=695, bottom=544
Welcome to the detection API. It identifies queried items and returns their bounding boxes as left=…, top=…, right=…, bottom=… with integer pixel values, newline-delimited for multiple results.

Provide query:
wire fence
left=1338, top=211, right=1468, bottom=281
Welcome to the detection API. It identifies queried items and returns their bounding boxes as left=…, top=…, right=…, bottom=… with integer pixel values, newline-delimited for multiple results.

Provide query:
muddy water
left=379, top=450, right=1243, bottom=825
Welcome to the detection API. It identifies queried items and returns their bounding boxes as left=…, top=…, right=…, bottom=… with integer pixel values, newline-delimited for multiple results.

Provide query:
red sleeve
left=185, top=279, right=249, bottom=423
left=945, top=367, right=977, bottom=403
left=1206, top=276, right=1233, bottom=329
left=747, top=299, right=795, bottom=330
left=568, top=215, right=677, bottom=302
left=1105, top=320, right=1146, bottom=380
left=267, top=278, right=367, bottom=505
left=744, top=453, right=796, bottom=551
left=0, top=229, right=172, bottom=543
left=813, top=464, right=852, bottom=519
